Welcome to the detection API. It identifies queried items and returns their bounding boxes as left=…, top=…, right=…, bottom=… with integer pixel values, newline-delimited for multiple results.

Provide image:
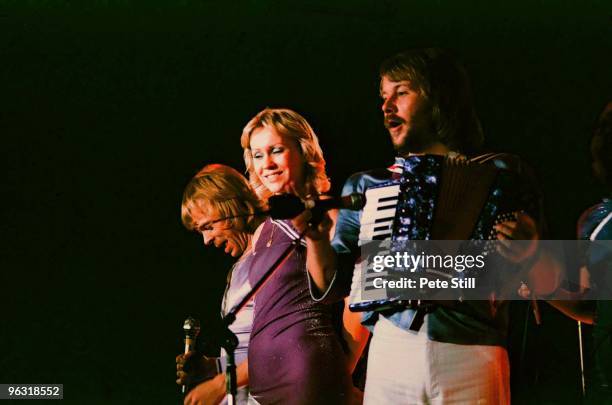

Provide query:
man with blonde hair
left=300, top=48, right=541, bottom=404
left=177, top=164, right=264, bottom=404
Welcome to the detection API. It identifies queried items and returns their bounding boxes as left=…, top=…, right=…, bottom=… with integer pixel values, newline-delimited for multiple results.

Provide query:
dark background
left=2, top=1, right=611, bottom=404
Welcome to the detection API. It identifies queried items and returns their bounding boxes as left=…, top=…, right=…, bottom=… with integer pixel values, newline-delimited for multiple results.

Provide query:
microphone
left=267, top=193, right=365, bottom=219
left=181, top=316, right=201, bottom=394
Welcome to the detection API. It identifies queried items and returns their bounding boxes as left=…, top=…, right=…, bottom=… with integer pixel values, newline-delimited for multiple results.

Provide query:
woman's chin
left=264, top=181, right=291, bottom=195
left=266, top=185, right=284, bottom=195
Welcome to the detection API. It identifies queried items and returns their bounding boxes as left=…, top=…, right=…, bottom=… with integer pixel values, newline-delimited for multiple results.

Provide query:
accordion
left=348, top=153, right=532, bottom=312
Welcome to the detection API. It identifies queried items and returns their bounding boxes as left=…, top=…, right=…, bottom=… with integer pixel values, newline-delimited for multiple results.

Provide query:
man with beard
left=297, top=48, right=541, bottom=404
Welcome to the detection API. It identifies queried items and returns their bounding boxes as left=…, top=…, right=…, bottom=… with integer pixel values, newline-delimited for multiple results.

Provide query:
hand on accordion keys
left=494, top=212, right=539, bottom=263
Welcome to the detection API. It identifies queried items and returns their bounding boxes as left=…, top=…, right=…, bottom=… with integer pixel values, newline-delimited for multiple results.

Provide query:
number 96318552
left=1, top=384, right=63, bottom=399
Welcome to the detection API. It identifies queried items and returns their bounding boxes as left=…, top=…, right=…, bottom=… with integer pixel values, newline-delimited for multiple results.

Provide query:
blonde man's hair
left=181, top=164, right=263, bottom=233
left=379, top=48, right=484, bottom=155
left=240, top=108, right=331, bottom=199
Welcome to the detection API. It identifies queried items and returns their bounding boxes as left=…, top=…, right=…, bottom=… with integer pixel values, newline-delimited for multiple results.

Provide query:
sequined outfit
left=243, top=218, right=351, bottom=404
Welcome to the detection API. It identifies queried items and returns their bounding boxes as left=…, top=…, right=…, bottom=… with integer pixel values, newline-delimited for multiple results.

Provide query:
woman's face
left=190, top=204, right=249, bottom=257
left=249, top=126, right=306, bottom=195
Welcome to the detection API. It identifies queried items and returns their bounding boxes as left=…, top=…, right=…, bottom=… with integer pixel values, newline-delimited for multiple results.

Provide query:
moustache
left=384, top=116, right=404, bottom=129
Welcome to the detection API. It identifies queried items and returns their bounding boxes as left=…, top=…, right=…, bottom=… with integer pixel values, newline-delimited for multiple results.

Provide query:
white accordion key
left=358, top=184, right=400, bottom=242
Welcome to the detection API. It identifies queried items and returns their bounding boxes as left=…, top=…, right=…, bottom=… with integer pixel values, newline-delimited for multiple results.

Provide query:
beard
left=389, top=117, right=438, bottom=155
left=392, top=128, right=437, bottom=155
left=386, top=101, right=437, bottom=156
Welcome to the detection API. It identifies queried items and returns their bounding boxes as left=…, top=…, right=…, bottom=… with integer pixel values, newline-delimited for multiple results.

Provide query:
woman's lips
left=265, top=171, right=282, bottom=180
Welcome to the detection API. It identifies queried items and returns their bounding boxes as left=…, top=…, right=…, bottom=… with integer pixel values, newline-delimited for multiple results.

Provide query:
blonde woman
left=240, top=108, right=367, bottom=404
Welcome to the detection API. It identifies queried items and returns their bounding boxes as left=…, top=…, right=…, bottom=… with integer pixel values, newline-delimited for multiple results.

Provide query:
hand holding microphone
left=266, top=193, right=365, bottom=242
left=266, top=193, right=365, bottom=220
left=179, top=317, right=201, bottom=394
left=177, top=317, right=222, bottom=393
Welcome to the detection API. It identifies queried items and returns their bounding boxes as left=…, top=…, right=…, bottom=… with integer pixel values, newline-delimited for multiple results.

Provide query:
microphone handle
left=181, top=337, right=196, bottom=394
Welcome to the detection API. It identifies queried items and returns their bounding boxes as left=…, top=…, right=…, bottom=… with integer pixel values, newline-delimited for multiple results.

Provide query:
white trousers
left=364, top=316, right=510, bottom=405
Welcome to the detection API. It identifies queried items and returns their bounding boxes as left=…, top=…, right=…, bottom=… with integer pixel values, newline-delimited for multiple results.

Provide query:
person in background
left=176, top=163, right=264, bottom=405
left=538, top=101, right=612, bottom=402
left=580, top=100, right=612, bottom=402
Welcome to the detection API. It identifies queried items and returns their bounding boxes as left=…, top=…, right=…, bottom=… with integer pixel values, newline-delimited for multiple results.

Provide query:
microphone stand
left=217, top=323, right=239, bottom=405
left=219, top=227, right=307, bottom=403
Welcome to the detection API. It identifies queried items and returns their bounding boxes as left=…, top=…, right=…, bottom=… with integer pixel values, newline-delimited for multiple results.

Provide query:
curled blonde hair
left=240, top=108, right=331, bottom=199
left=181, top=164, right=263, bottom=233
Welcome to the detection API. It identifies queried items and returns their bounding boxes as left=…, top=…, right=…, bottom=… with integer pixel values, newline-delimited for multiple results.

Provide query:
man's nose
left=382, top=95, right=396, bottom=113
left=202, top=231, right=213, bottom=245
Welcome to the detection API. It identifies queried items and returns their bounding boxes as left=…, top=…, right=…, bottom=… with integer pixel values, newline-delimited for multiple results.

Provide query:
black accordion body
left=348, top=153, right=536, bottom=312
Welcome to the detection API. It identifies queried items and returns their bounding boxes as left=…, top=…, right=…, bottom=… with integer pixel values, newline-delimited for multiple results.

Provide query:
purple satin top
left=242, top=218, right=351, bottom=404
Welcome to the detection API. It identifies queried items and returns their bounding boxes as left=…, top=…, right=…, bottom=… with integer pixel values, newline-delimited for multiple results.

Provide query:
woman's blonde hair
left=240, top=108, right=331, bottom=199
left=181, top=164, right=263, bottom=233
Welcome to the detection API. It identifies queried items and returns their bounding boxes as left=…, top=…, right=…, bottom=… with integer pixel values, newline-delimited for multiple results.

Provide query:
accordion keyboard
left=358, top=184, right=400, bottom=241
left=349, top=184, right=400, bottom=307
